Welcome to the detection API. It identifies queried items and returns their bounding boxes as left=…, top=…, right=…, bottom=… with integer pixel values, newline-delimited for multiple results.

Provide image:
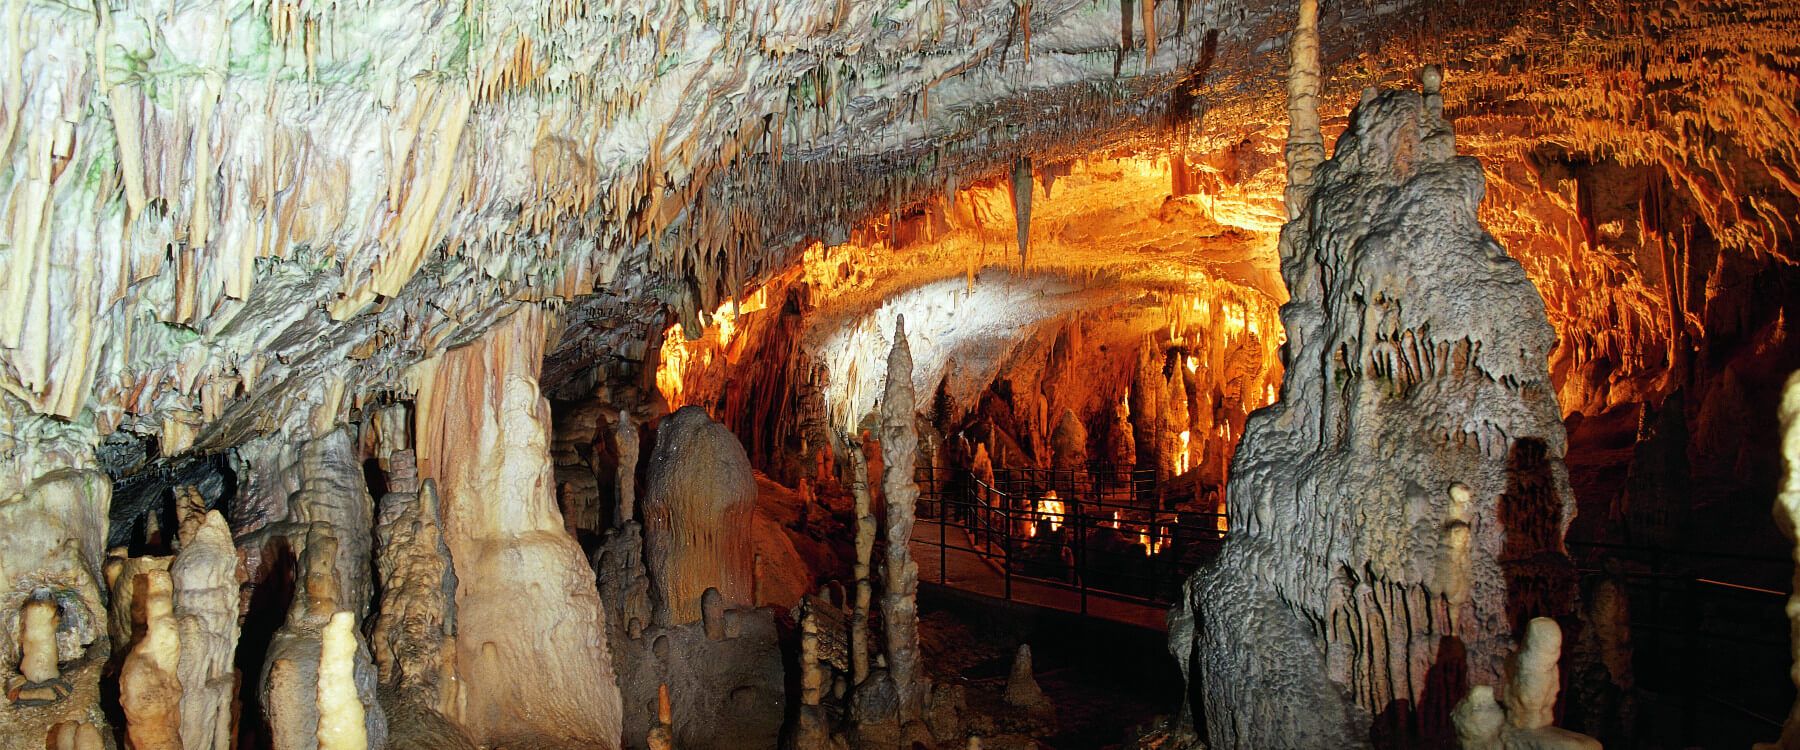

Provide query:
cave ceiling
left=0, top=0, right=1795, bottom=477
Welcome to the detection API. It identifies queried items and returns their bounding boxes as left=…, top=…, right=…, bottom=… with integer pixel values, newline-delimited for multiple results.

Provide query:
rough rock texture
left=370, top=451, right=459, bottom=716
left=642, top=405, right=757, bottom=626
left=369, top=449, right=475, bottom=750
left=1773, top=370, right=1800, bottom=749
left=879, top=316, right=926, bottom=722
left=610, top=605, right=786, bottom=750
left=1174, top=84, right=1578, bottom=747
left=170, top=510, right=242, bottom=750
left=411, top=306, right=621, bottom=748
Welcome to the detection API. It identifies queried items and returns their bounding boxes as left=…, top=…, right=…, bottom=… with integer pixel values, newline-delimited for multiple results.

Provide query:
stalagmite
left=615, top=408, right=641, bottom=524
left=1002, top=644, right=1051, bottom=716
left=1282, top=0, right=1324, bottom=223
left=412, top=307, right=620, bottom=746
left=371, top=451, right=459, bottom=719
left=848, top=434, right=876, bottom=687
left=1768, top=370, right=1800, bottom=749
left=262, top=529, right=387, bottom=750
left=317, top=612, right=368, bottom=750
left=1174, top=76, right=1579, bottom=746
left=1452, top=618, right=1599, bottom=749
left=119, top=570, right=183, bottom=750
left=18, top=597, right=59, bottom=684
left=171, top=510, right=241, bottom=750
left=643, top=405, right=757, bottom=625
left=879, top=316, right=925, bottom=720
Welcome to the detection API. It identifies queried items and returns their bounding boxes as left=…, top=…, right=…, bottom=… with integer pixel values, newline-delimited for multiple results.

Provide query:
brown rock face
left=413, top=306, right=622, bottom=747
left=1173, top=87, right=1577, bottom=747
left=642, top=405, right=757, bottom=626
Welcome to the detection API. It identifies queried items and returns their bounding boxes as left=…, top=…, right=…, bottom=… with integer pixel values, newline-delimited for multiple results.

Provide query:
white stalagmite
left=880, top=315, right=925, bottom=720
left=316, top=612, right=368, bottom=750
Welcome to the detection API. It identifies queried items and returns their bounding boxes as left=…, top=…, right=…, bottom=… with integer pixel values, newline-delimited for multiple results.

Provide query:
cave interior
left=2, top=0, right=1799, bottom=749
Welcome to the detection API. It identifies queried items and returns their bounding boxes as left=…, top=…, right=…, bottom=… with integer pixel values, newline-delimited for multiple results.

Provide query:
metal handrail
left=918, top=464, right=1227, bottom=609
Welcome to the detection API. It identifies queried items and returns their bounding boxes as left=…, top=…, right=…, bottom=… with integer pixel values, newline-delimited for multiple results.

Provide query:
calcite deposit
left=1172, top=63, right=1579, bottom=748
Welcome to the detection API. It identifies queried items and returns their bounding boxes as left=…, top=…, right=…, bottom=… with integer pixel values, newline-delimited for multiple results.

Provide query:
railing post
left=1076, top=491, right=1088, bottom=616
left=1003, top=504, right=1013, bottom=601
left=940, top=484, right=948, bottom=585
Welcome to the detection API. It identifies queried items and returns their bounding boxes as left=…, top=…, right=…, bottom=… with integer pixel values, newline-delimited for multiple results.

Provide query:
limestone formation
left=317, top=612, right=368, bottom=750
left=1452, top=618, right=1600, bottom=749
left=171, top=510, right=242, bottom=750
left=371, top=457, right=458, bottom=711
left=1002, top=644, right=1052, bottom=717
left=1174, top=77, right=1579, bottom=747
left=1050, top=409, right=1089, bottom=472
left=411, top=306, right=622, bottom=747
left=879, top=316, right=926, bottom=721
left=118, top=569, right=182, bottom=750
left=643, top=405, right=758, bottom=625
left=261, top=530, right=388, bottom=750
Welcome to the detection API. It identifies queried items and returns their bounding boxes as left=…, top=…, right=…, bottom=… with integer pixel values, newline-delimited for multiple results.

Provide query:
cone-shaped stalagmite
left=880, top=316, right=925, bottom=720
left=171, top=510, right=241, bottom=750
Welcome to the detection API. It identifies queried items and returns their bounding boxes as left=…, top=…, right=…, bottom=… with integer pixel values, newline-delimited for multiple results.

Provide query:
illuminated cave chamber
left=2, top=1, right=1799, bottom=750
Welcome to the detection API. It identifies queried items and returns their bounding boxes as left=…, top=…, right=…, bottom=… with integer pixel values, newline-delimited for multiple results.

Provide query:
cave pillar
left=411, top=305, right=622, bottom=747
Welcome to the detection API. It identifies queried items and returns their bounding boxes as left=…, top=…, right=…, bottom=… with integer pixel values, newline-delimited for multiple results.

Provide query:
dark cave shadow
left=1370, top=635, right=1467, bottom=749
left=1498, top=438, right=1577, bottom=633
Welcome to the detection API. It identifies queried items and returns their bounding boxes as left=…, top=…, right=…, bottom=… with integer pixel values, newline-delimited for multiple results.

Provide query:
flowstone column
left=412, top=305, right=622, bottom=748
left=1170, top=42, right=1578, bottom=750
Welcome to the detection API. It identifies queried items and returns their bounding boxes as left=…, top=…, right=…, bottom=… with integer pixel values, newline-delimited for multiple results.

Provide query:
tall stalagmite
left=880, top=316, right=925, bottom=721
left=171, top=510, right=241, bottom=750
left=412, top=306, right=622, bottom=747
left=1171, top=75, right=1578, bottom=746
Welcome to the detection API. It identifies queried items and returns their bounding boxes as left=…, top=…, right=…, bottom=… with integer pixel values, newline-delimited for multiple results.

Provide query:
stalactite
left=1011, top=156, right=1033, bottom=267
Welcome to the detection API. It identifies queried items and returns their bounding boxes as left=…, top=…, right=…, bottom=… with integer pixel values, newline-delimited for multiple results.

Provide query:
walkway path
left=910, top=519, right=1171, bottom=632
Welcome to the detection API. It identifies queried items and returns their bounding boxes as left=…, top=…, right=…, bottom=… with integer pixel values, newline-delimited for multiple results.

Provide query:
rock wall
left=1174, top=84, right=1577, bottom=747
left=412, top=305, right=622, bottom=748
